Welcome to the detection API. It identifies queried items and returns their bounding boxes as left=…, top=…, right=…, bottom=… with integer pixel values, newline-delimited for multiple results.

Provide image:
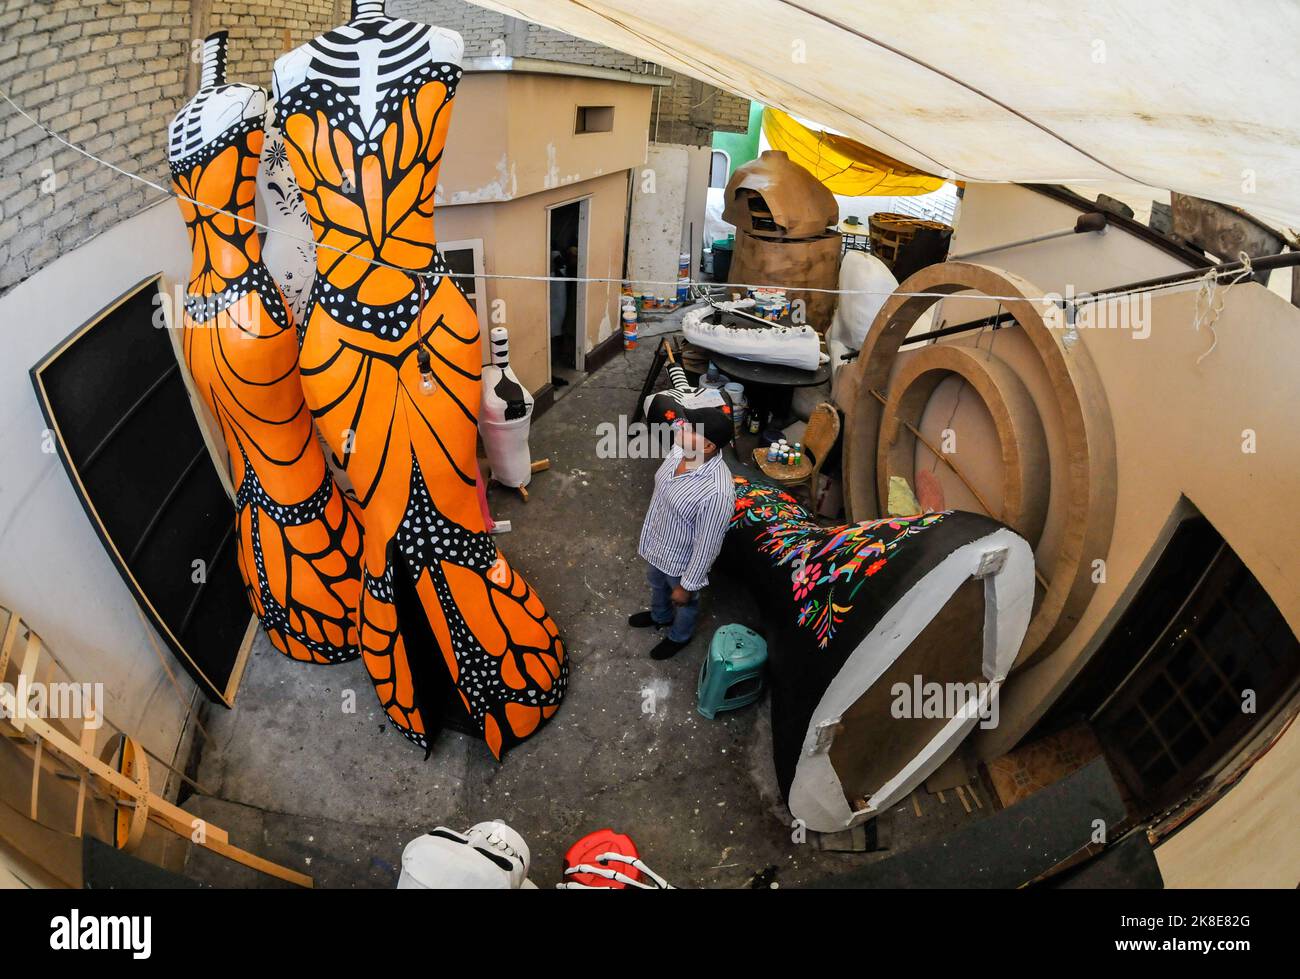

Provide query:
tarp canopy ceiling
left=475, top=0, right=1300, bottom=230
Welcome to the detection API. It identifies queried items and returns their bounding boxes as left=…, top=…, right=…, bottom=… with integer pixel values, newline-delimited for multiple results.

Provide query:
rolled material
left=480, top=327, right=535, bottom=488
left=723, top=477, right=1033, bottom=832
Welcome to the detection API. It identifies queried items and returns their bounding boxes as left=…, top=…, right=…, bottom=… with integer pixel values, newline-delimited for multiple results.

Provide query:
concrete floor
left=183, top=327, right=988, bottom=889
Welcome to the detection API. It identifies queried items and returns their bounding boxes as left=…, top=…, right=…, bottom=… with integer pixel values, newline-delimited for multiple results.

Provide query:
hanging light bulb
left=417, top=346, right=435, bottom=395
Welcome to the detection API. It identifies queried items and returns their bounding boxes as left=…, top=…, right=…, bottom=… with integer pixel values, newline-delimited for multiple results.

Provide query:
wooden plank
left=29, top=740, right=41, bottom=821
left=8, top=633, right=43, bottom=734
left=0, top=612, right=20, bottom=679
left=0, top=687, right=228, bottom=846
left=203, top=836, right=314, bottom=888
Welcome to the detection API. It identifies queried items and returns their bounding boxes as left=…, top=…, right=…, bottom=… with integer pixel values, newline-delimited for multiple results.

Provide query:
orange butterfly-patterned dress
left=272, top=12, right=567, bottom=758
left=168, top=35, right=363, bottom=666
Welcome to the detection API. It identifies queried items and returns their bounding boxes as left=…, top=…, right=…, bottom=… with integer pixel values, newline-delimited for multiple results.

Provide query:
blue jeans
left=647, top=563, right=700, bottom=643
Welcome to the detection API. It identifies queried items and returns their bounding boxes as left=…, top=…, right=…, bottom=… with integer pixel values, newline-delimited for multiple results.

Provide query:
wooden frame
left=876, top=343, right=1049, bottom=547
left=0, top=604, right=311, bottom=888
left=841, top=262, right=1117, bottom=667
left=28, top=273, right=254, bottom=706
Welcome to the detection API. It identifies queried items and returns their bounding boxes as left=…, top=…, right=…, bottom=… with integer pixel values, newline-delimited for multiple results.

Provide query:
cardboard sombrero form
left=724, top=478, right=1033, bottom=833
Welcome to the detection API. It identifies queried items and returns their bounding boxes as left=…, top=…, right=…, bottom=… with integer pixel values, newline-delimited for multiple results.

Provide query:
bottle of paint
left=723, top=381, right=746, bottom=439
left=622, top=300, right=638, bottom=351
left=766, top=441, right=780, bottom=463
left=677, top=252, right=691, bottom=301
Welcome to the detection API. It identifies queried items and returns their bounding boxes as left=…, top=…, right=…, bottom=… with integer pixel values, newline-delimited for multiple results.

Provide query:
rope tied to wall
left=1191, top=251, right=1253, bottom=366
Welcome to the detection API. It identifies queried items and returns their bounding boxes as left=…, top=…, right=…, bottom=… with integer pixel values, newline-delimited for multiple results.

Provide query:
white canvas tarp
left=475, top=0, right=1300, bottom=230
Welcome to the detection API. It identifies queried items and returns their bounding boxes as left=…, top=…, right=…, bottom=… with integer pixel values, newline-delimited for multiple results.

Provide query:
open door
left=547, top=198, right=589, bottom=379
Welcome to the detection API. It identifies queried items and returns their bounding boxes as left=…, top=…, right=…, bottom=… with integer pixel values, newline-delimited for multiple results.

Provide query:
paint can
left=724, top=381, right=746, bottom=438
left=622, top=301, right=638, bottom=351
left=677, top=252, right=691, bottom=301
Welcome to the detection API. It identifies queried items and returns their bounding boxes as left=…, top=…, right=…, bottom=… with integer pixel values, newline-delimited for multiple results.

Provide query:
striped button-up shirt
left=638, top=445, right=734, bottom=592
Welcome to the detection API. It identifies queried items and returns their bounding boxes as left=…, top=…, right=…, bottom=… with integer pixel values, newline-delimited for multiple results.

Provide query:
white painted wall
left=0, top=201, right=196, bottom=762
left=626, top=142, right=690, bottom=299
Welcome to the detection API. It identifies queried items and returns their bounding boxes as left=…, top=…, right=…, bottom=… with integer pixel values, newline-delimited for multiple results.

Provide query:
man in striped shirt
left=633, top=404, right=735, bottom=660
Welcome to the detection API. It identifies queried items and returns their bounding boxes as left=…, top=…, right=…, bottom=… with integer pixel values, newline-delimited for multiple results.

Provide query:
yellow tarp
left=762, top=107, right=945, bottom=197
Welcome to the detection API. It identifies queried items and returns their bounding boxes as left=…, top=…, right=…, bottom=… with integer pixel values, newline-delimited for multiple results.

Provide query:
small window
left=709, top=149, right=730, bottom=189
left=575, top=105, right=614, bottom=134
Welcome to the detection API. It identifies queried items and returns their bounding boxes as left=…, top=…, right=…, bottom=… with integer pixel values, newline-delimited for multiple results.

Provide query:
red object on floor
left=564, top=829, right=642, bottom=888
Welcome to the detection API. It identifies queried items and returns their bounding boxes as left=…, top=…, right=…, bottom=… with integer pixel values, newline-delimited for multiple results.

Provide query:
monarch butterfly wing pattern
left=280, top=65, right=567, bottom=754
left=170, top=113, right=364, bottom=665
left=359, top=458, right=566, bottom=757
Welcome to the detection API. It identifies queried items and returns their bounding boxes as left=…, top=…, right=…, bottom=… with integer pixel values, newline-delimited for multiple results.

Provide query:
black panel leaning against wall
left=31, top=274, right=253, bottom=705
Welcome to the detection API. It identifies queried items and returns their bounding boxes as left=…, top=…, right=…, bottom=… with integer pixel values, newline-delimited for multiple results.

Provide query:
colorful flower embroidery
left=729, top=477, right=948, bottom=648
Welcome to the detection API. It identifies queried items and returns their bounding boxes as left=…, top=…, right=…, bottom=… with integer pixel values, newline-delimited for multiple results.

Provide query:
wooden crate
left=868, top=212, right=952, bottom=269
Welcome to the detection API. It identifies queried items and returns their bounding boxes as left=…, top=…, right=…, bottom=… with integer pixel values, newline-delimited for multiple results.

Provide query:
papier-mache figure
left=479, top=327, right=536, bottom=490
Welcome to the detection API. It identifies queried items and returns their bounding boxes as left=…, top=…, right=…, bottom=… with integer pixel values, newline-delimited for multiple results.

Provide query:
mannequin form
left=479, top=327, right=535, bottom=489
left=272, top=2, right=567, bottom=757
left=168, top=31, right=363, bottom=665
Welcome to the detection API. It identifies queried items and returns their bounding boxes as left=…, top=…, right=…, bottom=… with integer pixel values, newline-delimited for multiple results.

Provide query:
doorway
left=547, top=198, right=588, bottom=382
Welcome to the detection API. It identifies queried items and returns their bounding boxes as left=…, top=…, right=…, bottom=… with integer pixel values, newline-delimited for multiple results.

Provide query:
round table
left=704, top=350, right=831, bottom=430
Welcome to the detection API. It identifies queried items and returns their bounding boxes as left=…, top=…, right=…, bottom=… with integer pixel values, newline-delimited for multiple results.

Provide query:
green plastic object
left=697, top=624, right=767, bottom=719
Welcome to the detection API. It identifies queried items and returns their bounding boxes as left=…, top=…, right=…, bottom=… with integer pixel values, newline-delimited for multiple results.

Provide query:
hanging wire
left=0, top=87, right=1272, bottom=309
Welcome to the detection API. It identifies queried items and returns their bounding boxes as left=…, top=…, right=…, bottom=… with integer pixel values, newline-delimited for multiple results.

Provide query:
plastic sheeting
left=474, top=0, right=1300, bottom=229
left=763, top=108, right=945, bottom=197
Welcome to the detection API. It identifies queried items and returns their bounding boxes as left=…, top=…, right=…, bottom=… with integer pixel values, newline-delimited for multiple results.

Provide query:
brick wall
left=209, top=0, right=343, bottom=90
left=0, top=0, right=346, bottom=295
left=0, top=0, right=193, bottom=293
left=0, top=0, right=747, bottom=293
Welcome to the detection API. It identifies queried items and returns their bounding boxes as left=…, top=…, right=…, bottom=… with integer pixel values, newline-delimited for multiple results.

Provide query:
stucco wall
left=437, top=69, right=651, bottom=205
left=437, top=169, right=630, bottom=393
left=392, top=0, right=750, bottom=143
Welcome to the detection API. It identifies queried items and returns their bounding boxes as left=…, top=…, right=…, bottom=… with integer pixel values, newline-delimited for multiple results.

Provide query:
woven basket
left=868, top=212, right=952, bottom=269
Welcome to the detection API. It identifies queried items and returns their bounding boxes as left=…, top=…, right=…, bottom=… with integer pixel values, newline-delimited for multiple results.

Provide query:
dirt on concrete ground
left=183, top=324, right=984, bottom=888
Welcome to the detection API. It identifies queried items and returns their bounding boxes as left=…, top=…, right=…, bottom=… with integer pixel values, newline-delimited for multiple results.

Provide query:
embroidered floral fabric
left=730, top=477, right=949, bottom=647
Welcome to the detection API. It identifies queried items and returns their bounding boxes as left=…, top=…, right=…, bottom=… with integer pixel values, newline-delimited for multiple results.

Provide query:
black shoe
left=650, top=636, right=690, bottom=660
left=628, top=610, right=667, bottom=629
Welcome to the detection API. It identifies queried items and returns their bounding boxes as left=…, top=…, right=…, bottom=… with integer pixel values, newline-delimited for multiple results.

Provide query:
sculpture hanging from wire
left=272, top=2, right=566, bottom=756
left=168, top=31, right=363, bottom=666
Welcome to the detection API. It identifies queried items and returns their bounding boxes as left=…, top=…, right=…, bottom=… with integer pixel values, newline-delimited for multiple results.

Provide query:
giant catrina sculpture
left=723, top=478, right=1034, bottom=832
left=272, top=1, right=566, bottom=757
left=168, top=32, right=363, bottom=665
